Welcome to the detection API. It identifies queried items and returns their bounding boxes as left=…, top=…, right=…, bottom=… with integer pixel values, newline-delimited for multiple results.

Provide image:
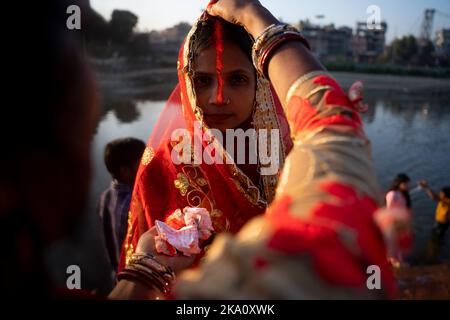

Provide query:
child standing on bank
left=98, top=137, right=146, bottom=274
left=419, top=181, right=450, bottom=241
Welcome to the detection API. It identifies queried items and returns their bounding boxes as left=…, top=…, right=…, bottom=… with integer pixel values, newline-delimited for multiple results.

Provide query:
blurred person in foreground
left=0, top=0, right=99, bottom=298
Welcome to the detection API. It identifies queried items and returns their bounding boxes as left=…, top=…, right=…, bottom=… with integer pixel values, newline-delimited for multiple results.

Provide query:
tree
left=128, top=33, right=152, bottom=58
left=84, top=7, right=110, bottom=45
left=392, top=35, right=418, bottom=65
left=109, top=10, right=138, bottom=45
left=417, top=40, right=436, bottom=67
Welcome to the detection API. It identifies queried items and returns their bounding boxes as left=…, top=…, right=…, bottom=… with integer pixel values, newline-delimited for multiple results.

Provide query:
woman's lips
left=204, top=113, right=233, bottom=123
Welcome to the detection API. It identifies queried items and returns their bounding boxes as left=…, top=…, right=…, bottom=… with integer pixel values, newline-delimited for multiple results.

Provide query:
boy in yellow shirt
left=419, top=181, right=450, bottom=241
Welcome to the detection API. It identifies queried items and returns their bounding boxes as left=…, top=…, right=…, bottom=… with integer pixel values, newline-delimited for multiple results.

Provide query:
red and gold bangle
left=123, top=253, right=176, bottom=295
left=259, top=32, right=311, bottom=79
left=127, top=264, right=168, bottom=292
left=129, top=253, right=175, bottom=282
left=252, top=23, right=311, bottom=79
left=120, top=265, right=170, bottom=295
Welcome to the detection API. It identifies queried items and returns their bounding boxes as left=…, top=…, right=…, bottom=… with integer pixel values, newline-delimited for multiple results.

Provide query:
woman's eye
left=194, top=75, right=212, bottom=88
left=230, top=74, right=248, bottom=85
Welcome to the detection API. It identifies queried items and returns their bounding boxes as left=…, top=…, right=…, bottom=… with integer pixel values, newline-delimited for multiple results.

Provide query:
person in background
left=386, top=174, right=412, bottom=210
left=99, top=138, right=146, bottom=274
left=383, top=174, right=413, bottom=267
left=419, top=181, right=450, bottom=241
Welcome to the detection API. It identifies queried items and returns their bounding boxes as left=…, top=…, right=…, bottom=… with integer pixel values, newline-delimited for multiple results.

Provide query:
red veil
left=119, top=9, right=293, bottom=270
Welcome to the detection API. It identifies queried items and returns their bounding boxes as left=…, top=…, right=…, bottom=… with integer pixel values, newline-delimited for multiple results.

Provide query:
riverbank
left=333, top=72, right=450, bottom=97
left=91, top=59, right=450, bottom=101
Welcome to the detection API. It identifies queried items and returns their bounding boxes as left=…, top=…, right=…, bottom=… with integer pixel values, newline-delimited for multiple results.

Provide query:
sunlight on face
left=193, top=42, right=256, bottom=132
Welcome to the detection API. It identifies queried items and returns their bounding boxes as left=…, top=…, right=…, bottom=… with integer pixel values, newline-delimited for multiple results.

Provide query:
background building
left=352, top=22, right=388, bottom=63
left=299, top=20, right=388, bottom=63
left=435, top=28, right=450, bottom=56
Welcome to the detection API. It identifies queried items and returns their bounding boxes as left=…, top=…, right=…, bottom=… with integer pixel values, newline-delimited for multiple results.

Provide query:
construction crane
left=420, top=8, right=450, bottom=41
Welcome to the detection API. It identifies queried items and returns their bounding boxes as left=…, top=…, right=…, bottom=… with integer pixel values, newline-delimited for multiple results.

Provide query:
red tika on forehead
left=206, top=0, right=224, bottom=105
left=214, top=20, right=224, bottom=105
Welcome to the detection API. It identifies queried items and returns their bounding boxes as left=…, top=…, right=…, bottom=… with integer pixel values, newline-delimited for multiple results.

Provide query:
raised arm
left=419, top=180, right=439, bottom=202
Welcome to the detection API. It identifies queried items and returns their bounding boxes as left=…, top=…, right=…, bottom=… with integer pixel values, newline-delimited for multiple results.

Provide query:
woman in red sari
left=111, top=0, right=410, bottom=300
left=119, top=9, right=293, bottom=270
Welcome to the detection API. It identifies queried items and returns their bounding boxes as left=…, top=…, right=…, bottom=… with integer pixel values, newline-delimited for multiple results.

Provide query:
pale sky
left=91, top=0, right=450, bottom=43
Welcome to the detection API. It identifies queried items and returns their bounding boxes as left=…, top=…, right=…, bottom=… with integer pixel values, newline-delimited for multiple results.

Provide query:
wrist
left=109, top=275, right=163, bottom=300
left=243, top=3, right=279, bottom=39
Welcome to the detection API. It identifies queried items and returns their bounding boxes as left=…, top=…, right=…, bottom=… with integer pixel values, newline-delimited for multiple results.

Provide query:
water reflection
left=99, top=99, right=141, bottom=124
left=112, top=100, right=140, bottom=123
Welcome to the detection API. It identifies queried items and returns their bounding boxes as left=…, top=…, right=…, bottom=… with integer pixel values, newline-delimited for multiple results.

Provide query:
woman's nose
left=208, top=85, right=229, bottom=106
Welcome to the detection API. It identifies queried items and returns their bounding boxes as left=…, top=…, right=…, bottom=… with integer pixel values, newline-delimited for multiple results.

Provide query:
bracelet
left=129, top=253, right=175, bottom=282
left=118, top=253, right=176, bottom=295
left=126, top=264, right=170, bottom=294
left=119, top=265, right=170, bottom=295
left=252, top=23, right=311, bottom=79
left=259, top=32, right=309, bottom=79
left=117, top=269, right=163, bottom=293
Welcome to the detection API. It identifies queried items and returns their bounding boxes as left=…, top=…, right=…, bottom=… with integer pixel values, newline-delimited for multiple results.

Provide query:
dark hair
left=441, top=187, right=450, bottom=199
left=104, top=138, right=146, bottom=178
left=389, top=173, right=411, bottom=208
left=191, top=18, right=254, bottom=64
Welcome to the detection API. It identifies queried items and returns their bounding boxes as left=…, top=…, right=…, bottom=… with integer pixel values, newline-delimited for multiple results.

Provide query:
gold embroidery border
left=141, top=146, right=155, bottom=166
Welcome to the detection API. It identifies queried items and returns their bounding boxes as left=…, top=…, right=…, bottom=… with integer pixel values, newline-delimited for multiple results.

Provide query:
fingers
left=207, top=0, right=219, bottom=8
left=148, top=226, right=158, bottom=237
left=206, top=2, right=221, bottom=17
left=177, top=255, right=197, bottom=269
left=135, top=227, right=158, bottom=255
left=418, top=180, right=428, bottom=187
